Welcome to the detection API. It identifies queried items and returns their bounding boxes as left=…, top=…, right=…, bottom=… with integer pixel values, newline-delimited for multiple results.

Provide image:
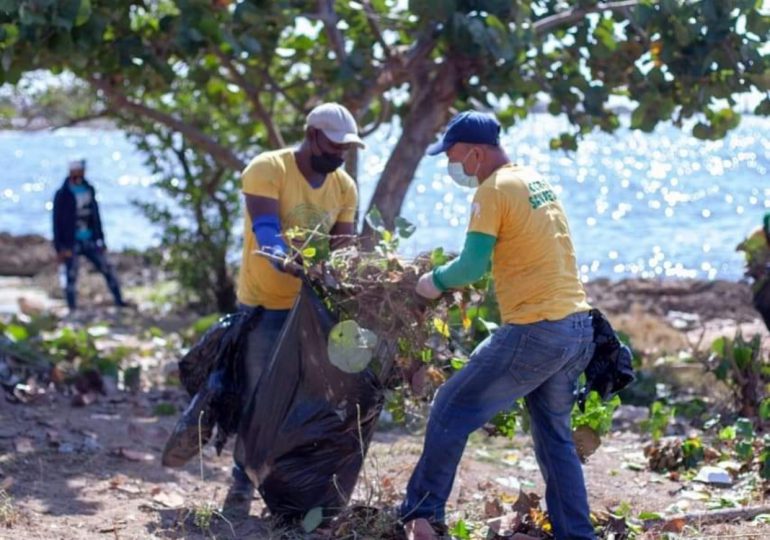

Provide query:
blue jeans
left=232, top=306, right=290, bottom=486
left=401, top=312, right=596, bottom=540
left=62, top=240, right=124, bottom=310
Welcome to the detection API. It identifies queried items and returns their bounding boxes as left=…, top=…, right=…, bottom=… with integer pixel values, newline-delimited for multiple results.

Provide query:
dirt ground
left=2, top=274, right=770, bottom=539
left=2, top=390, right=770, bottom=540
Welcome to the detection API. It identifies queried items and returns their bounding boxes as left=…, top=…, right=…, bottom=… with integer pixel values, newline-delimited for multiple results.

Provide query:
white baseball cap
left=306, top=103, right=366, bottom=149
left=68, top=158, right=86, bottom=171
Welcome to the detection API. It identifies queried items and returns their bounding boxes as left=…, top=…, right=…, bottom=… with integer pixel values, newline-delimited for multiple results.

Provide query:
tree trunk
left=363, top=61, right=459, bottom=232
left=214, top=265, right=237, bottom=313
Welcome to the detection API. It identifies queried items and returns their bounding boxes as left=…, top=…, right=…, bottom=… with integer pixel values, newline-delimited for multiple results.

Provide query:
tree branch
left=533, top=0, right=641, bottom=36
left=362, top=0, right=393, bottom=59
left=213, top=50, right=286, bottom=148
left=88, top=76, right=245, bottom=172
left=258, top=67, right=304, bottom=113
left=317, top=0, right=347, bottom=63
left=50, top=111, right=111, bottom=131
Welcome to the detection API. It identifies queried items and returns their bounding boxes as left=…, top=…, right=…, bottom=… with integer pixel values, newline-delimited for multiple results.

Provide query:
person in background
left=52, top=159, right=127, bottom=312
left=737, top=212, right=770, bottom=332
left=402, top=111, right=596, bottom=540
left=225, top=102, right=364, bottom=515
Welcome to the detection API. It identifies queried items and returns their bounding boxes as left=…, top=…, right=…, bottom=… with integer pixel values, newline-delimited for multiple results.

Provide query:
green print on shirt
left=527, top=179, right=558, bottom=210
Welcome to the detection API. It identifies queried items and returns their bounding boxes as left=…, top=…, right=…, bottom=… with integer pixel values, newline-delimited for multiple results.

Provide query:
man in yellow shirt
left=737, top=212, right=770, bottom=331
left=226, top=102, right=364, bottom=513
left=402, top=112, right=596, bottom=540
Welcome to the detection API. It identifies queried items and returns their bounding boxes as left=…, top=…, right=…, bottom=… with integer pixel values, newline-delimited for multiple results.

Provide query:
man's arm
left=432, top=232, right=496, bottom=290
left=416, top=232, right=496, bottom=299
left=245, top=194, right=289, bottom=258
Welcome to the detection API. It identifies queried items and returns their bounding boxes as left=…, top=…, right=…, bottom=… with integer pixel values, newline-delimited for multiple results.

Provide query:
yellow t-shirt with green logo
left=468, top=164, right=591, bottom=324
left=237, top=148, right=358, bottom=309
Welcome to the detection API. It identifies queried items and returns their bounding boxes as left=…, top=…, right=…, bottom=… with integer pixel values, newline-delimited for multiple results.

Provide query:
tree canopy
left=1, top=0, right=768, bottom=308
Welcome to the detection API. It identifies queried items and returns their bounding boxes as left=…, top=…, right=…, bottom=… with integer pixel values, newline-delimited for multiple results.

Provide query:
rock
left=612, top=405, right=649, bottom=430
left=694, top=466, right=733, bottom=486
left=0, top=233, right=54, bottom=276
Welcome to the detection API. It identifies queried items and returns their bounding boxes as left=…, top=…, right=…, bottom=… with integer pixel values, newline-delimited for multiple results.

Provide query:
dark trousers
left=62, top=240, right=124, bottom=310
left=231, top=306, right=291, bottom=487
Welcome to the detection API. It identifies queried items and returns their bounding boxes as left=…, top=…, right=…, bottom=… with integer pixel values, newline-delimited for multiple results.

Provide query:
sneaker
left=404, top=518, right=442, bottom=540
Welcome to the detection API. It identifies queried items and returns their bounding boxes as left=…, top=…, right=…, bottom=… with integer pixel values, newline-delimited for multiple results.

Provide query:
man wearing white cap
left=52, top=159, right=127, bottom=312
left=225, top=102, right=365, bottom=514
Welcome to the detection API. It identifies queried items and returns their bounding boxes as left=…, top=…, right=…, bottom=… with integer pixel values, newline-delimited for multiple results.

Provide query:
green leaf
left=4, top=323, right=28, bottom=342
left=394, top=216, right=416, bottom=239
left=733, top=346, right=752, bottom=370
left=710, top=336, right=727, bottom=356
left=735, top=417, right=755, bottom=439
left=365, top=207, right=386, bottom=232
left=759, top=399, right=770, bottom=421
left=449, top=518, right=471, bottom=540
left=719, top=425, right=736, bottom=441
left=430, top=247, right=448, bottom=266
left=76, top=0, right=92, bottom=26
left=327, top=320, right=378, bottom=373
left=450, top=357, right=468, bottom=371
left=301, top=506, right=324, bottom=533
left=0, top=23, right=19, bottom=46
left=302, top=246, right=317, bottom=259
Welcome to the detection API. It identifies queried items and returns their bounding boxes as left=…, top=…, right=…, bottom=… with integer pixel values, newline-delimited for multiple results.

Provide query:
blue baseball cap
left=426, top=111, right=501, bottom=155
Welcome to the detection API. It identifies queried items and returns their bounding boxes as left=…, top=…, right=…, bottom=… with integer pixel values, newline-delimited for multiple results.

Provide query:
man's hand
left=416, top=271, right=442, bottom=300
left=56, top=250, right=73, bottom=263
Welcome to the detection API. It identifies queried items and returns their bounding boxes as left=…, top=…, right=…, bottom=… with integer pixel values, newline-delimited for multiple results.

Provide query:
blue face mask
left=447, top=150, right=479, bottom=188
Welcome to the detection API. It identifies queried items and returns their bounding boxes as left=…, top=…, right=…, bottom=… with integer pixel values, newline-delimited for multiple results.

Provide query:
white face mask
left=447, top=150, right=479, bottom=188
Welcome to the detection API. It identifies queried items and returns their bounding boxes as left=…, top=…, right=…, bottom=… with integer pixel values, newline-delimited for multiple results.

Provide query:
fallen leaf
left=487, top=513, right=521, bottom=536
left=484, top=496, right=504, bottom=518
left=14, top=437, right=34, bottom=454
left=45, top=429, right=61, bottom=446
left=662, top=517, right=686, bottom=533
left=410, top=366, right=429, bottom=396
left=302, top=506, right=324, bottom=533
left=71, top=392, right=96, bottom=407
left=512, top=491, right=540, bottom=516
left=111, top=448, right=154, bottom=462
left=152, top=491, right=185, bottom=509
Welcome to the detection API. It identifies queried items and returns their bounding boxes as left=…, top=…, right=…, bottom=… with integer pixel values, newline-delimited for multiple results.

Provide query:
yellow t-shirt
left=237, top=148, right=358, bottom=308
left=468, top=164, right=591, bottom=324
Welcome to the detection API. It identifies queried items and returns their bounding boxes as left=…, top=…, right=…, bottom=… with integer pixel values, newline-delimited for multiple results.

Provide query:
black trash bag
left=235, top=284, right=384, bottom=520
left=179, top=312, right=243, bottom=397
left=163, top=308, right=263, bottom=467
left=578, top=308, right=636, bottom=411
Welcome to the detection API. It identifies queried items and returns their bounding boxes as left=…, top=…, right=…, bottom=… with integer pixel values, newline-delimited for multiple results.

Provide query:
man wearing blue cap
left=737, top=212, right=770, bottom=332
left=402, top=111, right=596, bottom=540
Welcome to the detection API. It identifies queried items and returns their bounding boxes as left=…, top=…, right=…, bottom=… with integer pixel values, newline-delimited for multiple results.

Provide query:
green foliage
left=707, top=332, right=767, bottom=422
left=449, top=519, right=472, bottom=540
left=185, top=313, right=220, bottom=344
left=153, top=402, right=176, bottom=416
left=573, top=392, right=621, bottom=437
left=760, top=435, right=770, bottom=481
left=641, top=401, right=673, bottom=442
left=681, top=436, right=704, bottom=469
left=2, top=0, right=765, bottom=304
